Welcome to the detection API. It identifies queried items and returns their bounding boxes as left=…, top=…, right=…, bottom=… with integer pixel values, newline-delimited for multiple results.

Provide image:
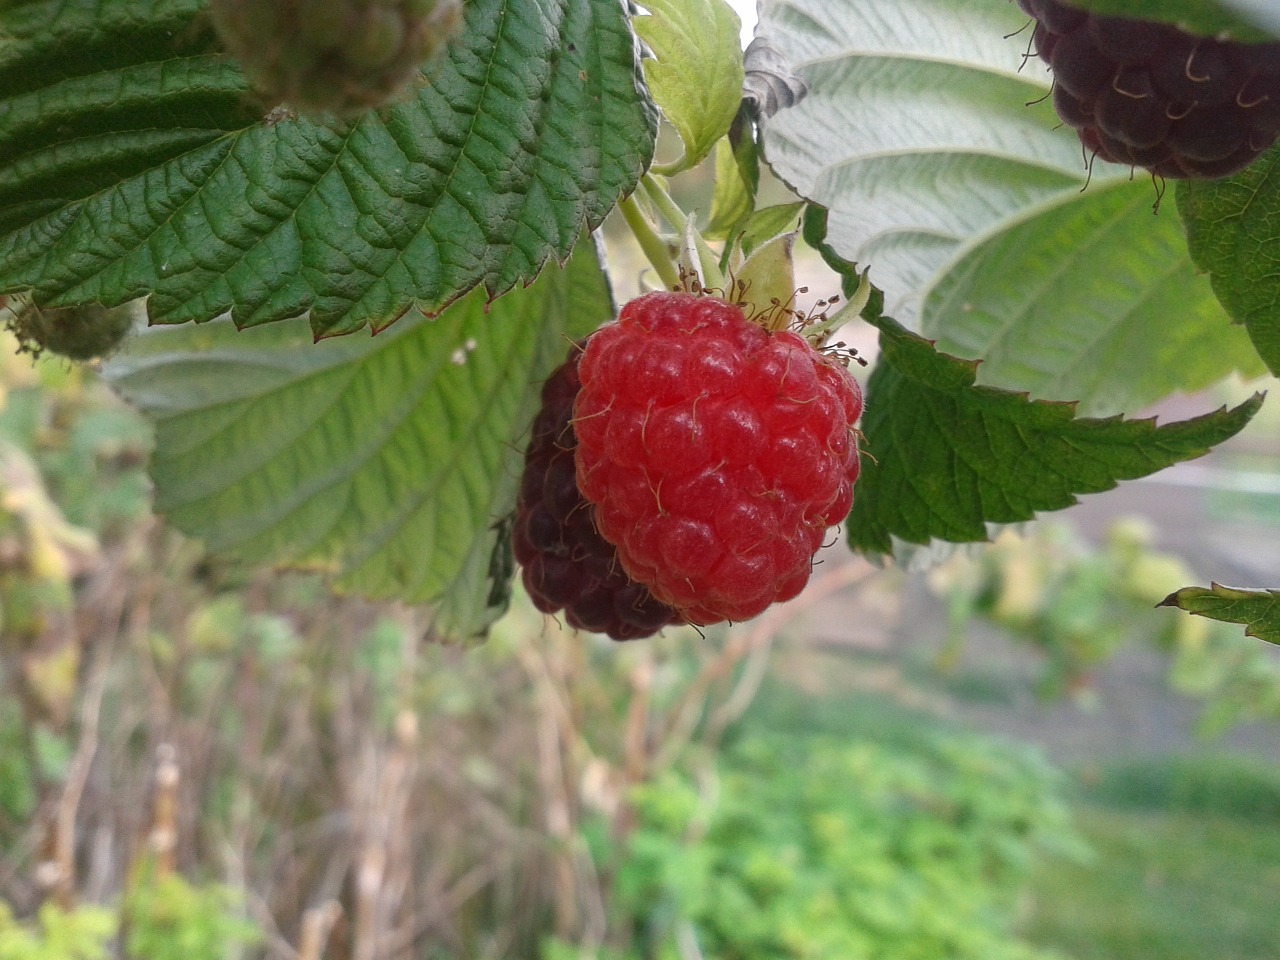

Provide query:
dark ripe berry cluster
left=1018, top=0, right=1280, bottom=178
left=572, top=292, right=863, bottom=627
left=512, top=344, right=681, bottom=641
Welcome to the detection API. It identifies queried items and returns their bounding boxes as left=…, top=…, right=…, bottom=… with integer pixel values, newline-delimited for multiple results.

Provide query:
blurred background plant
left=927, top=518, right=1280, bottom=731
left=0, top=328, right=1278, bottom=960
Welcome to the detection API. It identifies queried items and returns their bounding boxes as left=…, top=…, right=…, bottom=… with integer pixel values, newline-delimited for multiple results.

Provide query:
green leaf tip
left=1159, top=582, right=1280, bottom=645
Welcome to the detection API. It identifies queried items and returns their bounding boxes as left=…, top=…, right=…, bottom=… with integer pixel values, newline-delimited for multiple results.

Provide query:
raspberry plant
left=0, top=0, right=1277, bottom=643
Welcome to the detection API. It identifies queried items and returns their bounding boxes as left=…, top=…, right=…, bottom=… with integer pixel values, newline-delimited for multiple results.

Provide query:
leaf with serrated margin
left=0, top=0, right=655, bottom=337
left=1059, top=0, right=1273, bottom=40
left=1160, top=584, right=1280, bottom=644
left=760, top=0, right=1261, bottom=416
left=634, top=0, right=745, bottom=175
left=847, top=313, right=1263, bottom=558
left=1178, top=144, right=1280, bottom=376
left=103, top=239, right=613, bottom=639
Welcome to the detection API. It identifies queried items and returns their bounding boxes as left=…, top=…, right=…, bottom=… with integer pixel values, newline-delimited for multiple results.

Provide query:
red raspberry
left=513, top=344, right=682, bottom=641
left=572, top=291, right=863, bottom=626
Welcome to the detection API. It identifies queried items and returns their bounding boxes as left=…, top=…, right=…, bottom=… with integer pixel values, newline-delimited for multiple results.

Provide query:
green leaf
left=925, top=180, right=1264, bottom=413
left=760, top=0, right=1261, bottom=414
left=103, top=238, right=614, bottom=639
left=706, top=133, right=756, bottom=241
left=706, top=139, right=753, bottom=241
left=0, top=0, right=655, bottom=337
left=847, top=313, right=1263, bottom=559
left=1159, top=584, right=1280, bottom=644
left=634, top=0, right=745, bottom=176
left=1054, top=0, right=1274, bottom=40
left=1178, top=144, right=1280, bottom=376
left=738, top=202, right=805, bottom=259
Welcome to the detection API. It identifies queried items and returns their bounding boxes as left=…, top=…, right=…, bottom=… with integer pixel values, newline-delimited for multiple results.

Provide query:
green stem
left=642, top=177, right=725, bottom=292
left=649, top=159, right=687, bottom=178
left=619, top=193, right=680, bottom=290
left=639, top=175, right=686, bottom=231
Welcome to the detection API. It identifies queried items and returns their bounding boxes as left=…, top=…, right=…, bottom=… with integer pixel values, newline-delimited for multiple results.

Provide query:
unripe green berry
left=8, top=302, right=135, bottom=361
left=349, top=10, right=406, bottom=70
left=209, top=0, right=464, bottom=119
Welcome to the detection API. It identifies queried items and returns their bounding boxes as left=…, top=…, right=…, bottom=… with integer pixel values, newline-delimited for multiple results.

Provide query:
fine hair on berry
left=572, top=291, right=863, bottom=626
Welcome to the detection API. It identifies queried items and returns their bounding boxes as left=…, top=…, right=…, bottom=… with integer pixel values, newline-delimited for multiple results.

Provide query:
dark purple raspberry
left=512, top=344, right=681, bottom=641
left=1017, top=0, right=1280, bottom=179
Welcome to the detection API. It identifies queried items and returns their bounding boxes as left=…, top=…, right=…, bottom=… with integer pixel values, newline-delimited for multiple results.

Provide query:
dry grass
left=1, top=514, right=884, bottom=959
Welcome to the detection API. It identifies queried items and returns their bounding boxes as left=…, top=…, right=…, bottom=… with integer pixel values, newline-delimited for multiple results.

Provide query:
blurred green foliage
left=1027, top=807, right=1280, bottom=960
left=553, top=732, right=1080, bottom=960
left=0, top=700, right=35, bottom=824
left=1025, top=754, right=1280, bottom=959
left=0, top=334, right=151, bottom=737
left=1084, top=755, right=1280, bottom=822
left=0, top=866, right=261, bottom=960
left=931, top=519, right=1280, bottom=729
left=0, top=902, right=114, bottom=960
left=0, top=339, right=150, bottom=537
left=124, top=861, right=261, bottom=960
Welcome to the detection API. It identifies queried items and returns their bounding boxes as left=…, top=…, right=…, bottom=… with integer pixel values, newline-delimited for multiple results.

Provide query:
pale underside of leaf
left=1219, top=0, right=1280, bottom=38
left=104, top=238, right=613, bottom=638
left=760, top=0, right=1113, bottom=316
left=1177, top=146, right=1280, bottom=377
left=924, top=180, right=1265, bottom=414
left=759, top=0, right=1262, bottom=415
